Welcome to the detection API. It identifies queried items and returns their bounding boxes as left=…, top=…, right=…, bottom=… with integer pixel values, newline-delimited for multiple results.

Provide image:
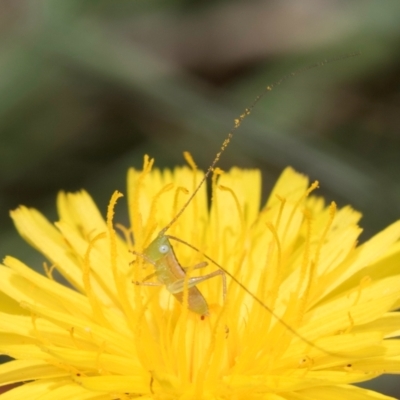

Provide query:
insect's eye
left=159, top=244, right=169, bottom=254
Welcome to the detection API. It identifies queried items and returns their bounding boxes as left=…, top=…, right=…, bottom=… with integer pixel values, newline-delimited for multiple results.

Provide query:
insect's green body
left=143, top=234, right=210, bottom=316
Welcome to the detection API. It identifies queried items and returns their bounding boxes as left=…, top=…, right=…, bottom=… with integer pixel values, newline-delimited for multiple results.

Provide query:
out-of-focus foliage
left=1, top=0, right=400, bottom=394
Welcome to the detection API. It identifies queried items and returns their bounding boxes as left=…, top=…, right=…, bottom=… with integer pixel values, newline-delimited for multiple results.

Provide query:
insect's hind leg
left=167, top=267, right=227, bottom=302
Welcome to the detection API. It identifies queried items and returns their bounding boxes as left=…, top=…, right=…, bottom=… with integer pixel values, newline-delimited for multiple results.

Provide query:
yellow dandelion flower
left=1, top=157, right=400, bottom=400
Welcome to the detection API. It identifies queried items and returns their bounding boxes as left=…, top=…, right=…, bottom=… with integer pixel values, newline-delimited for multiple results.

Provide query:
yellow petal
left=0, top=360, right=67, bottom=386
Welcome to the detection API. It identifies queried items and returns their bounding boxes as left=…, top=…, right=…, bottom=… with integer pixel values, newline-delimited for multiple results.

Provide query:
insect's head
left=144, top=234, right=171, bottom=263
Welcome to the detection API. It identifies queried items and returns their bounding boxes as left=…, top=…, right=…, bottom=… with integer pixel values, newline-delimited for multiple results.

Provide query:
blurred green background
left=1, top=0, right=400, bottom=396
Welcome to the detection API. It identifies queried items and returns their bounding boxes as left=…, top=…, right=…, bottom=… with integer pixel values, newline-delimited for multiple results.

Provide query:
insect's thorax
left=154, top=248, right=185, bottom=285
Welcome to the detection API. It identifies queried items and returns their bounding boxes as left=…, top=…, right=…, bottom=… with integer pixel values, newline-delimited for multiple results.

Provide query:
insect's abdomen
left=173, top=286, right=209, bottom=316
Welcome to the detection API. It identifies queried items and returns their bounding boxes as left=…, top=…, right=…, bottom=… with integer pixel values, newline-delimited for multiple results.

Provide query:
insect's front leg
left=132, top=271, right=163, bottom=287
left=130, top=250, right=163, bottom=286
left=130, top=250, right=157, bottom=268
left=181, top=261, right=208, bottom=271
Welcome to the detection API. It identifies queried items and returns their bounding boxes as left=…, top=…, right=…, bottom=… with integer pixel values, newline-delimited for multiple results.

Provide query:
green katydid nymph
left=132, top=232, right=225, bottom=317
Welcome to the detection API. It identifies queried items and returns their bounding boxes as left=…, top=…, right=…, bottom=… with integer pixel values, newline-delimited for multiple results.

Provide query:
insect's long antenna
left=159, top=52, right=360, bottom=236
left=167, top=234, right=350, bottom=359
